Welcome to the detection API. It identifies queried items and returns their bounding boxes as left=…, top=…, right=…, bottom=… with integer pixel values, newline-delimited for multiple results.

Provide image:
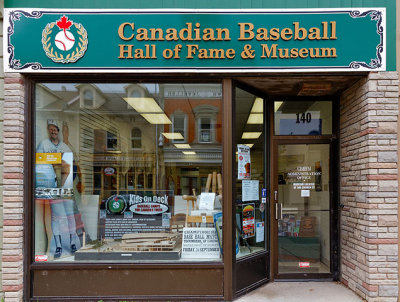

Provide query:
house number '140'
left=296, top=112, right=312, bottom=123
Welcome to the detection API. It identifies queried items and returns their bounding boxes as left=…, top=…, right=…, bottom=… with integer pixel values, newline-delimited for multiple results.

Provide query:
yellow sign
left=36, top=153, right=62, bottom=164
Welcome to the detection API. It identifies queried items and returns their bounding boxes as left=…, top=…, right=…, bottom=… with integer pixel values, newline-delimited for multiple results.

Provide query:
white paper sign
left=242, top=180, right=259, bottom=202
left=181, top=227, right=221, bottom=259
left=237, top=145, right=251, bottom=180
left=198, top=193, right=216, bottom=210
left=256, top=222, right=264, bottom=243
left=301, top=190, right=310, bottom=197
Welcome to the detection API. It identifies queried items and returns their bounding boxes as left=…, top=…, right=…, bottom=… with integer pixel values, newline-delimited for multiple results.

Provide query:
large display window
left=34, top=82, right=223, bottom=263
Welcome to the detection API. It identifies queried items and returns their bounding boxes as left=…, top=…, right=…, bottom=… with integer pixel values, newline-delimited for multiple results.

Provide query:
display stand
left=184, top=172, right=222, bottom=227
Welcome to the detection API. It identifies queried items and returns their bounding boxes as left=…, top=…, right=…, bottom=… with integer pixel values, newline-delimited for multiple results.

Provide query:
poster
left=237, top=144, right=251, bottom=180
left=103, top=191, right=173, bottom=239
left=181, top=227, right=221, bottom=259
left=242, top=203, right=255, bottom=238
left=35, top=152, right=82, bottom=260
left=242, top=180, right=259, bottom=202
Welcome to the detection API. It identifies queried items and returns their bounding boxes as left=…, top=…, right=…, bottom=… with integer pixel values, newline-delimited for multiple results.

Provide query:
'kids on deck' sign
left=4, top=8, right=385, bottom=72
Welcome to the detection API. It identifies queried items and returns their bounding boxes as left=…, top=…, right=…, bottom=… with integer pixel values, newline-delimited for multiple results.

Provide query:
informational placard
left=104, top=216, right=167, bottom=239
left=242, top=180, right=259, bottom=202
left=242, top=203, right=255, bottom=238
left=288, top=166, right=321, bottom=190
left=103, top=190, right=173, bottom=238
left=237, top=144, right=251, bottom=180
left=36, top=152, right=62, bottom=164
left=35, top=152, right=74, bottom=195
left=301, top=190, right=310, bottom=197
left=181, top=227, right=221, bottom=259
left=256, top=222, right=264, bottom=243
left=199, top=193, right=216, bottom=210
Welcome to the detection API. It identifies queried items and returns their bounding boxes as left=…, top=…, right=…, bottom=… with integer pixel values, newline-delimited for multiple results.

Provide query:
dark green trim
left=4, top=0, right=396, bottom=70
left=4, top=0, right=394, bottom=9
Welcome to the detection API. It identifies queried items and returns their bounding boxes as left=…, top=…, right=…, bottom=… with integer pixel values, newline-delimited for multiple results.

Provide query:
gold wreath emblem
left=42, top=22, right=88, bottom=63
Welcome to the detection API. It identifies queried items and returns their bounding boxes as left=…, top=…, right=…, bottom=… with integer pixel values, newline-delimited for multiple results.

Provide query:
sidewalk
left=236, top=282, right=363, bottom=302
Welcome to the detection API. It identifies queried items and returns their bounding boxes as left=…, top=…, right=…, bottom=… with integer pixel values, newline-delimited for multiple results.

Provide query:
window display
left=34, top=83, right=223, bottom=262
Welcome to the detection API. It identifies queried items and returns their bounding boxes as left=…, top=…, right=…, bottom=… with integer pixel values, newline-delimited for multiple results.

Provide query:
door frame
left=232, top=81, right=271, bottom=298
left=269, top=96, right=340, bottom=281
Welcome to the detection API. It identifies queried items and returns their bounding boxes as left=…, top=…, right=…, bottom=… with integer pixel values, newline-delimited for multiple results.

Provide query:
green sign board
left=4, top=9, right=385, bottom=72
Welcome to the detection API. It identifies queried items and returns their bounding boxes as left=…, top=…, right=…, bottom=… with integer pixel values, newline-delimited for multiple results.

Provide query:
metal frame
left=269, top=96, right=340, bottom=281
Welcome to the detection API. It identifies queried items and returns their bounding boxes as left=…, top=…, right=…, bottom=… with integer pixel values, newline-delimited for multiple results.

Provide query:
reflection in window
left=171, top=114, right=186, bottom=142
left=199, top=117, right=212, bottom=143
left=34, top=83, right=223, bottom=263
left=83, top=90, right=94, bottom=107
left=131, top=127, right=142, bottom=149
left=106, top=131, right=118, bottom=150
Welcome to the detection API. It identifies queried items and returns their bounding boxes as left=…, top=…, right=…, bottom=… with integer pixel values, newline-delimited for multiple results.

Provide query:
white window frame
left=193, top=105, right=219, bottom=144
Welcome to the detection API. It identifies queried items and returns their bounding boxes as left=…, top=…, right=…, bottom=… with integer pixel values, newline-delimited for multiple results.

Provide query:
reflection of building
left=163, top=84, right=222, bottom=195
left=35, top=83, right=223, bottom=201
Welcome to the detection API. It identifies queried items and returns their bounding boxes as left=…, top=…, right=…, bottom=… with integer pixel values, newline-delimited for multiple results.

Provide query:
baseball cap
left=47, top=119, right=59, bottom=130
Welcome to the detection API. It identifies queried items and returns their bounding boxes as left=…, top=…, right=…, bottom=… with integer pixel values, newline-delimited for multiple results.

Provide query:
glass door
left=274, top=142, right=332, bottom=277
left=234, top=86, right=269, bottom=294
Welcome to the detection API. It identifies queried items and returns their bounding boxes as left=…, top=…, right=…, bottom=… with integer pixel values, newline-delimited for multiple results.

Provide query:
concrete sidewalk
left=236, top=282, right=363, bottom=302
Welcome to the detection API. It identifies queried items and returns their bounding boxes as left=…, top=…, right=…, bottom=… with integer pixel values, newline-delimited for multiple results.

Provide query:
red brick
left=4, top=77, right=24, bottom=84
left=360, top=128, right=376, bottom=136
left=365, top=238, right=398, bottom=244
left=343, top=259, right=356, bottom=270
left=367, top=175, right=397, bottom=180
left=2, top=255, right=23, bottom=262
left=3, top=219, right=23, bottom=226
left=3, top=173, right=24, bottom=179
left=363, top=282, right=379, bottom=292
left=2, top=285, right=23, bottom=291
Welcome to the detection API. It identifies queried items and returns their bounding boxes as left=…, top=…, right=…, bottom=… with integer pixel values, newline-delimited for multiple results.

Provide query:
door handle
left=275, top=203, right=282, bottom=220
left=274, top=190, right=278, bottom=201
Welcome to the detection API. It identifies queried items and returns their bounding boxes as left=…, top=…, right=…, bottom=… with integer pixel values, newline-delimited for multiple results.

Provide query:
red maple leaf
left=56, top=15, right=72, bottom=30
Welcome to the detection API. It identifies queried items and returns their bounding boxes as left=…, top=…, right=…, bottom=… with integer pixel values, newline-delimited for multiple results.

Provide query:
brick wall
left=2, top=71, right=25, bottom=302
left=340, top=72, right=399, bottom=301
left=0, top=0, right=4, bottom=299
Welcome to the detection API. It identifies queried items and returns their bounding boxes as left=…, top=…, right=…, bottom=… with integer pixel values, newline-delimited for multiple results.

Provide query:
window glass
left=274, top=101, right=332, bottom=135
left=234, top=88, right=266, bottom=258
left=34, top=83, right=223, bottom=263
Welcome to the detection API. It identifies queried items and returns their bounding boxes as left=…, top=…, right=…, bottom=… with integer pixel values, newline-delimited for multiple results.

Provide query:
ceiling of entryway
left=235, top=74, right=364, bottom=96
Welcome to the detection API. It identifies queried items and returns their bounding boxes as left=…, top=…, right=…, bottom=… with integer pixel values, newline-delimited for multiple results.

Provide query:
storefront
left=2, top=2, right=399, bottom=301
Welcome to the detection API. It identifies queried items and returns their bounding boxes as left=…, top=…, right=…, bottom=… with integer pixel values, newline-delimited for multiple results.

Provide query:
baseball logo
left=42, top=15, right=88, bottom=63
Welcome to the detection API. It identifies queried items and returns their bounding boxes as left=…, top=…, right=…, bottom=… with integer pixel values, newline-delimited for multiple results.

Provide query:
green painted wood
left=4, top=0, right=396, bottom=70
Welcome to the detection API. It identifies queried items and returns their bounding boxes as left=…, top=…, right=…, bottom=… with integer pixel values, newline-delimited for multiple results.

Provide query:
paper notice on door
left=237, top=144, right=251, bottom=180
left=256, top=222, right=264, bottom=243
left=242, top=180, right=259, bottom=202
left=301, top=190, right=310, bottom=197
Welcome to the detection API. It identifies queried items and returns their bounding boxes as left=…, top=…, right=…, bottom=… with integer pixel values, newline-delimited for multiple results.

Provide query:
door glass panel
left=277, top=144, right=330, bottom=273
left=235, top=88, right=266, bottom=259
left=274, top=101, right=332, bottom=135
